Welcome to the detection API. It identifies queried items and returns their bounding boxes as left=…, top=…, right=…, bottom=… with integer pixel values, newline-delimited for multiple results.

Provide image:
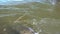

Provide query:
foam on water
left=0, top=14, right=16, bottom=17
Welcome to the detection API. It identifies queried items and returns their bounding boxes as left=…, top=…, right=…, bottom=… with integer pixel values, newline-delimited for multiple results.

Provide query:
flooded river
left=0, top=0, right=60, bottom=34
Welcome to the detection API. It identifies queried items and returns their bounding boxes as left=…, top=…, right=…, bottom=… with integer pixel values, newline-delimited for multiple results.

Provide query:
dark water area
left=0, top=0, right=60, bottom=34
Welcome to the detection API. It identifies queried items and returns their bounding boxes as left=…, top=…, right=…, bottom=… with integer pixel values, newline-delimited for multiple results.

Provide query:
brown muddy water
left=0, top=1, right=60, bottom=34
